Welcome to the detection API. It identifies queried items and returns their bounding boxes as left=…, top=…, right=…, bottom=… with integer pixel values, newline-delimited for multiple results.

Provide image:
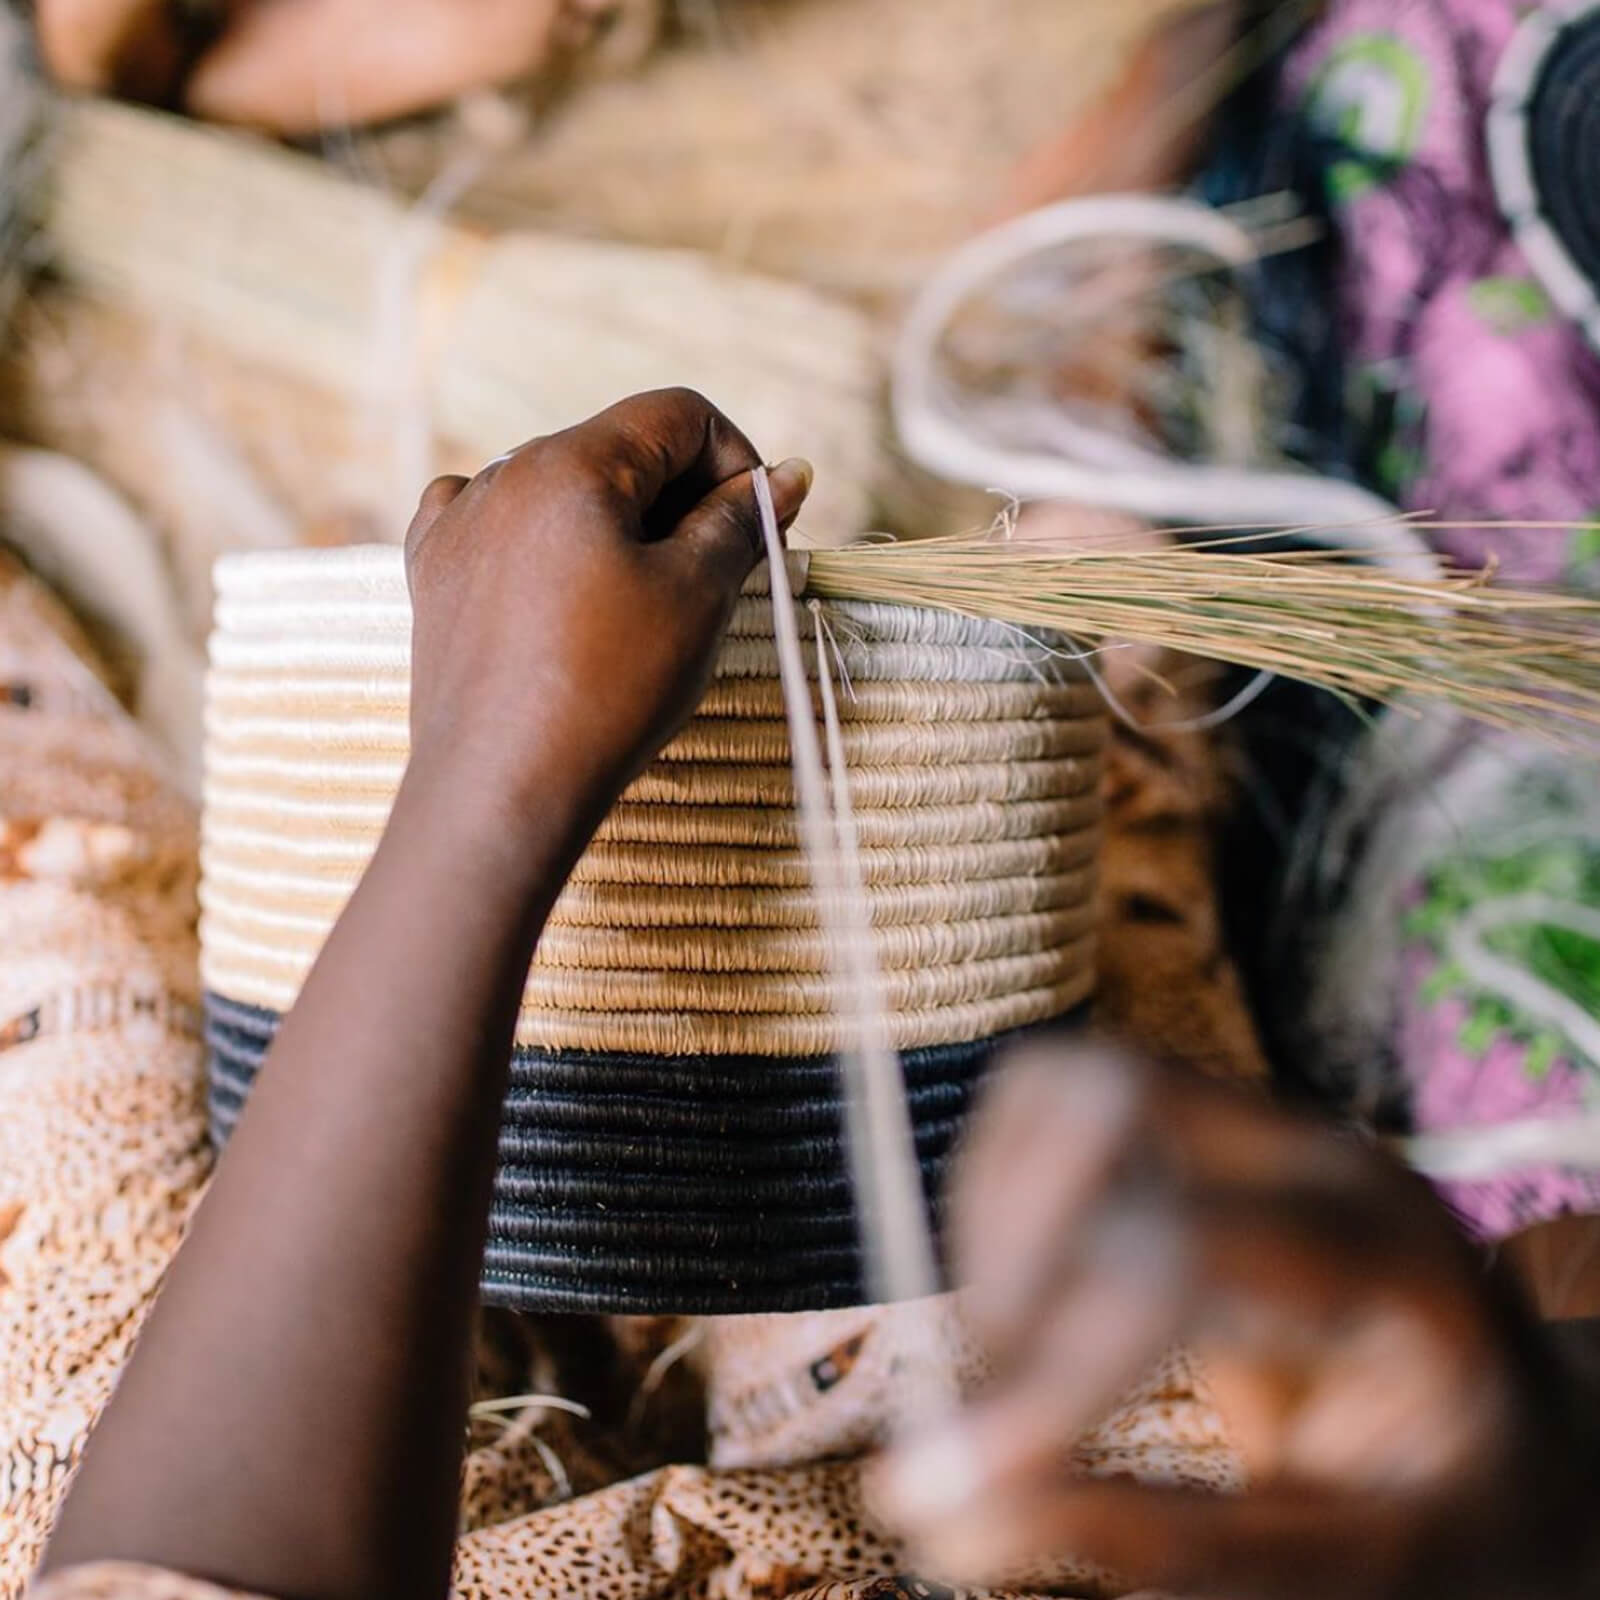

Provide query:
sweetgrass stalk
left=806, top=531, right=1600, bottom=741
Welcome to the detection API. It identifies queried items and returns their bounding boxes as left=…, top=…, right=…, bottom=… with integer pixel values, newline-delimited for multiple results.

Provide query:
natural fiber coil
left=208, top=631, right=1093, bottom=686
left=202, top=705, right=1104, bottom=768
left=198, top=861, right=1097, bottom=930
left=219, top=590, right=1073, bottom=651
left=205, top=900, right=1096, bottom=978
left=203, top=746, right=1101, bottom=809
left=205, top=969, right=1096, bottom=1058
left=204, top=673, right=1101, bottom=726
left=204, top=828, right=1100, bottom=903
left=196, top=700, right=1100, bottom=768
left=202, top=543, right=1103, bottom=1058
left=204, top=924, right=1091, bottom=1016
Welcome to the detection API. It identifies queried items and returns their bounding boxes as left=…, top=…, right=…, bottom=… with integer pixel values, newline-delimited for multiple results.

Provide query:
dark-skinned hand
left=869, top=1046, right=1600, bottom=1600
left=404, top=387, right=812, bottom=850
left=33, top=0, right=644, bottom=133
left=43, top=389, right=810, bottom=1600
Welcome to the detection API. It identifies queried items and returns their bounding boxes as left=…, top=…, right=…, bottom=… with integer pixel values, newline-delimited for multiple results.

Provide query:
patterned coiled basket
left=201, top=546, right=1105, bottom=1312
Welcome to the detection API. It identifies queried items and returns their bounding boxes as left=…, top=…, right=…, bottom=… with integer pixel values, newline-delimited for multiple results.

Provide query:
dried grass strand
left=808, top=533, right=1600, bottom=742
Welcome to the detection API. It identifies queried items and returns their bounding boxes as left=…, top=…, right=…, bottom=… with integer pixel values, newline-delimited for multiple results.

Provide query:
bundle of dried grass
left=808, top=529, right=1600, bottom=743
left=41, top=98, right=883, bottom=543
left=372, top=0, right=1211, bottom=303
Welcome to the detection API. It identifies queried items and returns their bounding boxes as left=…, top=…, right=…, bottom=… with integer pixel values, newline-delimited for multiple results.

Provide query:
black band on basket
left=205, top=990, right=1085, bottom=1314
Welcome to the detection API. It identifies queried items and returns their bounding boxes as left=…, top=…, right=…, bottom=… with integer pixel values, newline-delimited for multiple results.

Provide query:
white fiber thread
left=1402, top=1112, right=1600, bottom=1181
left=893, top=192, right=1437, bottom=579
left=752, top=467, right=941, bottom=1309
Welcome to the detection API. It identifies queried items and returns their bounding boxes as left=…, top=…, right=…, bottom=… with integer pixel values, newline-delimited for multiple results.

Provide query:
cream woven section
left=202, top=546, right=1104, bottom=1054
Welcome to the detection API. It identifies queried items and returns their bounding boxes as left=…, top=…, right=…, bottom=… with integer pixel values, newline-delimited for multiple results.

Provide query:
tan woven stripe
left=202, top=783, right=1104, bottom=846
left=553, top=867, right=1097, bottom=928
left=696, top=677, right=1103, bottom=723
left=206, top=673, right=1106, bottom=725
left=205, top=761, right=403, bottom=802
left=206, top=790, right=1102, bottom=852
left=206, top=676, right=413, bottom=715
left=628, top=758, right=1096, bottom=809
left=208, top=634, right=1083, bottom=684
left=202, top=900, right=1098, bottom=978
left=658, top=717, right=1100, bottom=765
left=215, top=545, right=806, bottom=605
left=509, top=966, right=1098, bottom=1055
left=202, top=746, right=1105, bottom=806
left=216, top=592, right=840, bottom=644
left=203, top=924, right=1086, bottom=1010
left=721, top=637, right=1080, bottom=684
left=208, top=961, right=1097, bottom=1056
left=203, top=704, right=1104, bottom=769
left=221, top=592, right=1049, bottom=650
left=203, top=739, right=1113, bottom=806
left=575, top=828, right=1102, bottom=886
left=199, top=859, right=1096, bottom=930
left=203, top=826, right=1102, bottom=892
left=594, top=794, right=1102, bottom=848
left=215, top=571, right=1072, bottom=665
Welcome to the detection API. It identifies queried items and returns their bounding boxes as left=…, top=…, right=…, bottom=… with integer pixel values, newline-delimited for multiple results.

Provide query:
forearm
left=43, top=761, right=585, bottom=1599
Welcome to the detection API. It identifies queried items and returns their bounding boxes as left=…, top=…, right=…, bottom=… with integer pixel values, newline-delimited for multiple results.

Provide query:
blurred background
left=0, top=0, right=1301, bottom=780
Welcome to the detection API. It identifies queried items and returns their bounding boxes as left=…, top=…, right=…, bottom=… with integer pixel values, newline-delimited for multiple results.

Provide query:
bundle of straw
left=41, top=100, right=883, bottom=542
left=371, top=0, right=1192, bottom=302
left=807, top=530, right=1600, bottom=742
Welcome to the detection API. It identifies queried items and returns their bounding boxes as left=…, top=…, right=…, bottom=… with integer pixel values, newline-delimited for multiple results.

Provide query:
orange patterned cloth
left=0, top=553, right=1240, bottom=1600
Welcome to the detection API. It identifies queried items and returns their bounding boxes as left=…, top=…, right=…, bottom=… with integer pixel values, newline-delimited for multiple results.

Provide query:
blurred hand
left=34, top=0, right=649, bottom=133
left=870, top=1047, right=1599, bottom=1599
left=402, top=387, right=810, bottom=852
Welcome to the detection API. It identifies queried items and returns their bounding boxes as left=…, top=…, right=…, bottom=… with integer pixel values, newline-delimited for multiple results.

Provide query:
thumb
left=669, top=457, right=814, bottom=586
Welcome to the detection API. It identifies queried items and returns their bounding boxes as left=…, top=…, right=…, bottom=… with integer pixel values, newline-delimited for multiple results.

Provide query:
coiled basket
left=201, top=546, right=1105, bottom=1312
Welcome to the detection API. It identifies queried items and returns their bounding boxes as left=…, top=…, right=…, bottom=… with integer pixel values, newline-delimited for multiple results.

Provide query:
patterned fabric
left=0, top=549, right=1240, bottom=1600
left=1281, top=0, right=1600, bottom=1238
left=1283, top=0, right=1600, bottom=558
left=1394, top=758, right=1600, bottom=1238
left=0, top=558, right=205, bottom=1589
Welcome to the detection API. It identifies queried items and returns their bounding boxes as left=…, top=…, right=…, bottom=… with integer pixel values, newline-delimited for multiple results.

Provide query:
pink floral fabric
left=1284, top=0, right=1600, bottom=573
left=1286, top=0, right=1600, bottom=1239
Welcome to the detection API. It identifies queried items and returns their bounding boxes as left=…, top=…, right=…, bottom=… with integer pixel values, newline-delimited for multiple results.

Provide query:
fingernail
left=767, top=456, right=814, bottom=508
left=867, top=1422, right=984, bottom=1526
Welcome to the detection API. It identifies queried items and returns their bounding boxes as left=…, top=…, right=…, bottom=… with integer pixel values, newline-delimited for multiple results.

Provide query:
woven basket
left=202, top=546, right=1105, bottom=1312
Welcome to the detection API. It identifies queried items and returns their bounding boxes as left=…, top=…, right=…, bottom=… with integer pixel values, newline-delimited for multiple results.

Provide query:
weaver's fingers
left=1181, top=1184, right=1474, bottom=1337
left=1178, top=1190, right=1508, bottom=1490
left=950, top=1045, right=1141, bottom=1352
left=871, top=1196, right=1187, bottom=1532
left=35, top=0, right=186, bottom=98
left=901, top=1476, right=1432, bottom=1600
left=560, top=387, right=762, bottom=534
left=185, top=0, right=564, bottom=134
left=1127, top=1055, right=1379, bottom=1197
left=663, top=457, right=814, bottom=592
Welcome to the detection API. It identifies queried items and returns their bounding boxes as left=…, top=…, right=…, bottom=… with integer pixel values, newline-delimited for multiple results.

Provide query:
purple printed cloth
left=1283, top=0, right=1600, bottom=1238
left=1284, top=0, right=1600, bottom=574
